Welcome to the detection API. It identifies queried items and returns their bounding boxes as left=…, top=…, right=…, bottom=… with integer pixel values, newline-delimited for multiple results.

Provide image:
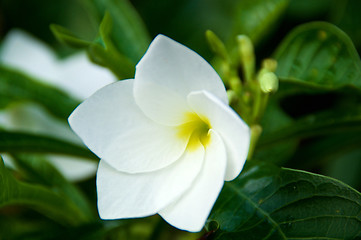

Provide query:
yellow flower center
left=177, top=112, right=211, bottom=151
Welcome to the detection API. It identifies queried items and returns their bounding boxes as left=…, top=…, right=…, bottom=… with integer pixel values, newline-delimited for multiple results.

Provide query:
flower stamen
left=177, top=112, right=211, bottom=151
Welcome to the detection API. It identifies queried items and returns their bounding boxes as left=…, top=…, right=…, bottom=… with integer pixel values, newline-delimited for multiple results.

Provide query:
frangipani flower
left=0, top=29, right=116, bottom=99
left=69, top=35, right=250, bottom=231
left=0, top=29, right=117, bottom=180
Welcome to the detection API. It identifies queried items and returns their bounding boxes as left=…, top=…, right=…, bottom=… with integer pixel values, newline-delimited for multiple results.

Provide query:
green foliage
left=0, top=157, right=93, bottom=226
left=208, top=161, right=361, bottom=239
left=274, top=21, right=361, bottom=92
left=207, top=17, right=361, bottom=240
left=11, top=154, right=94, bottom=218
left=0, top=65, right=79, bottom=119
left=132, top=0, right=288, bottom=60
left=253, top=99, right=298, bottom=165
left=256, top=22, right=361, bottom=165
left=259, top=104, right=361, bottom=147
left=0, top=130, right=98, bottom=160
left=51, top=15, right=135, bottom=79
left=50, top=24, right=92, bottom=49
left=85, top=0, right=151, bottom=63
left=51, top=0, right=151, bottom=79
left=89, top=12, right=136, bottom=79
left=230, top=0, right=289, bottom=50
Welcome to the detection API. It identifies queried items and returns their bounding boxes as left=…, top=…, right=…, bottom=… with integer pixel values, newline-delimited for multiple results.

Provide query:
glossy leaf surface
left=0, top=158, right=92, bottom=225
left=274, top=22, right=361, bottom=92
left=208, top=161, right=361, bottom=239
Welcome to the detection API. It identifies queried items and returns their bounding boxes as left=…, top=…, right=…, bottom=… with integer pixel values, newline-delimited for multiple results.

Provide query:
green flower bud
left=262, top=58, right=277, bottom=72
left=237, top=35, right=255, bottom=83
left=259, top=71, right=279, bottom=93
left=205, top=30, right=230, bottom=62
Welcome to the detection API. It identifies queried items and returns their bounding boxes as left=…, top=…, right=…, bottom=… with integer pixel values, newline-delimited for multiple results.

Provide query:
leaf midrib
left=226, top=182, right=287, bottom=239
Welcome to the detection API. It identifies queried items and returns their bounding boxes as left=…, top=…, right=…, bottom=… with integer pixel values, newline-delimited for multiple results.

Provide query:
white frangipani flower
left=69, top=35, right=250, bottom=232
left=0, top=29, right=116, bottom=99
left=0, top=29, right=117, bottom=180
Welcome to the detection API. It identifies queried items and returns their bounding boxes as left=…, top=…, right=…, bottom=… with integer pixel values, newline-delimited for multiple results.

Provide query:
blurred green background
left=1, top=0, right=361, bottom=58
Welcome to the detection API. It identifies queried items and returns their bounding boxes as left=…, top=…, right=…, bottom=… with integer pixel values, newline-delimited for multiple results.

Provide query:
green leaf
left=260, top=98, right=294, bottom=135
left=134, top=0, right=288, bottom=60
left=253, top=97, right=298, bottom=164
left=293, top=132, right=361, bottom=170
left=330, top=0, right=361, bottom=49
left=285, top=0, right=331, bottom=20
left=258, top=104, right=361, bottom=147
left=286, top=131, right=361, bottom=190
left=323, top=147, right=361, bottom=190
left=87, top=13, right=135, bottom=79
left=274, top=22, right=361, bottom=92
left=258, top=22, right=361, bottom=160
left=86, top=0, right=151, bottom=63
left=0, top=157, right=92, bottom=225
left=0, top=220, right=104, bottom=240
left=0, top=65, right=79, bottom=120
left=11, top=154, right=95, bottom=219
left=0, top=130, right=98, bottom=160
left=213, top=0, right=289, bottom=66
left=231, top=0, right=289, bottom=45
left=208, top=161, right=361, bottom=239
left=50, top=24, right=92, bottom=49
left=51, top=10, right=138, bottom=79
left=50, top=17, right=134, bottom=79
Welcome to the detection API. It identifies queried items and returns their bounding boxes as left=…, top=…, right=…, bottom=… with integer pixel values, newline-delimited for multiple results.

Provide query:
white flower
left=0, top=29, right=117, bottom=180
left=69, top=35, right=250, bottom=231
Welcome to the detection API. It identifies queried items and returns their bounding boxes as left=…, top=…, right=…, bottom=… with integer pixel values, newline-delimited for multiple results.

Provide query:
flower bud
left=237, top=35, right=255, bottom=83
left=206, top=30, right=230, bottom=62
left=262, top=58, right=277, bottom=72
left=259, top=71, right=279, bottom=93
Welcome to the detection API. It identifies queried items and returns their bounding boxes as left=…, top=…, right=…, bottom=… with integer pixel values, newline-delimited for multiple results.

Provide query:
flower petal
left=159, top=130, right=226, bottom=232
left=134, top=80, right=191, bottom=126
left=69, top=80, right=189, bottom=173
left=187, top=91, right=250, bottom=181
left=134, top=35, right=228, bottom=125
left=48, top=155, right=97, bottom=181
left=0, top=29, right=59, bottom=84
left=97, top=145, right=205, bottom=219
left=3, top=102, right=80, bottom=143
left=59, top=53, right=116, bottom=100
left=0, top=30, right=116, bottom=101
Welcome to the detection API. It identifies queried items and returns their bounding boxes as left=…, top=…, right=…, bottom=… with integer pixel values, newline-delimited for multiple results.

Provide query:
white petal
left=187, top=91, right=250, bottom=181
left=3, top=102, right=80, bottom=144
left=69, top=80, right=189, bottom=173
left=2, top=154, right=16, bottom=169
left=59, top=53, right=117, bottom=100
left=0, top=29, right=59, bottom=85
left=134, top=80, right=191, bottom=126
left=0, top=111, right=11, bottom=128
left=48, top=155, right=97, bottom=181
left=97, top=145, right=205, bottom=219
left=159, top=130, right=226, bottom=232
left=0, top=30, right=117, bottom=101
left=134, top=35, right=228, bottom=125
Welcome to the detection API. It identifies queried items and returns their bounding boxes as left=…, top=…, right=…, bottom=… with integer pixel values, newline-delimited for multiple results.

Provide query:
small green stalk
left=247, top=125, right=263, bottom=160
left=207, top=32, right=280, bottom=159
left=237, top=35, right=255, bottom=84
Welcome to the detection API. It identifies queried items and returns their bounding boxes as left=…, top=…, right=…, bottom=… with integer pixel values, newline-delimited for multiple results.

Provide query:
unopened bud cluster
left=206, top=32, right=280, bottom=159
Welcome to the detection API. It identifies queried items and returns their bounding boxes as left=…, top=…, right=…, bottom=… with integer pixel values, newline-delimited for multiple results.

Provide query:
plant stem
left=247, top=125, right=262, bottom=160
